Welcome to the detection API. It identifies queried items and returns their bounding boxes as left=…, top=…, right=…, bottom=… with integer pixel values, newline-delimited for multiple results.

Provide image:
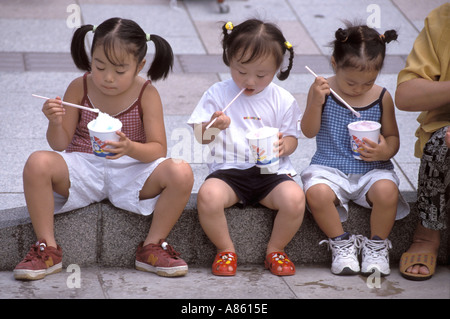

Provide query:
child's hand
left=42, top=96, right=65, bottom=125
left=208, top=111, right=231, bottom=130
left=274, top=132, right=286, bottom=157
left=310, top=77, right=330, bottom=108
left=103, top=131, right=131, bottom=159
left=359, top=135, right=390, bottom=162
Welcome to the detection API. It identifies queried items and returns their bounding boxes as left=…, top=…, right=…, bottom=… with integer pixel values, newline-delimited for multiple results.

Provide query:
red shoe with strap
left=265, top=251, right=295, bottom=276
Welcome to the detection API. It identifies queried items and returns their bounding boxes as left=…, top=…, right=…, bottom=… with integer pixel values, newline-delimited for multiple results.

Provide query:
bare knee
left=197, top=184, right=223, bottom=216
left=23, top=151, right=56, bottom=180
left=306, top=184, right=337, bottom=210
left=166, top=159, right=194, bottom=191
left=367, top=180, right=398, bottom=206
left=278, top=186, right=305, bottom=219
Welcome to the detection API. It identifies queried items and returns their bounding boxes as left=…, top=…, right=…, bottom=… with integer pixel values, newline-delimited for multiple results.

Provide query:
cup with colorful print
left=87, top=112, right=122, bottom=157
left=347, top=120, right=381, bottom=160
left=246, top=126, right=279, bottom=173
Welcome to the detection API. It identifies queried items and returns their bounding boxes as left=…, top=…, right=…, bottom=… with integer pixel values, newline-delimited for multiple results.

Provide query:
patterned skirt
left=417, top=126, right=450, bottom=230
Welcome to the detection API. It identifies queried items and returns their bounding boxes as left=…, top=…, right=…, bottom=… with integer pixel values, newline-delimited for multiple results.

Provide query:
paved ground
left=1, top=264, right=449, bottom=300
left=0, top=0, right=449, bottom=300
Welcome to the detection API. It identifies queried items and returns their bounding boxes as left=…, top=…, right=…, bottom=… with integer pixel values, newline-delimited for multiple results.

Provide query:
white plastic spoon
left=32, top=94, right=99, bottom=113
left=205, top=88, right=246, bottom=129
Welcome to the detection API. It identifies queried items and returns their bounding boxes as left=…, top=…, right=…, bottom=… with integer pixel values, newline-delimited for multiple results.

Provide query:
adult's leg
left=403, top=127, right=448, bottom=276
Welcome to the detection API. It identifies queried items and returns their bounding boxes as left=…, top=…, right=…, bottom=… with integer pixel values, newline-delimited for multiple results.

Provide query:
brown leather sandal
left=399, top=252, right=436, bottom=281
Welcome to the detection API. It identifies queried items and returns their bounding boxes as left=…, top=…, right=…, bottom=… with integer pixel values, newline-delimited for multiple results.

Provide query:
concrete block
left=1, top=193, right=448, bottom=272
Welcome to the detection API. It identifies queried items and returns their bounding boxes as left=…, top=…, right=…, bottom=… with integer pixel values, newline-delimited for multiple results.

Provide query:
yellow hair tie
left=225, top=21, right=234, bottom=31
left=284, top=41, right=292, bottom=49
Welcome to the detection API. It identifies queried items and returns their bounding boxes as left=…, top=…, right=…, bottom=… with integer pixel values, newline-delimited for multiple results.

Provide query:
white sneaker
left=320, top=235, right=362, bottom=275
left=361, top=237, right=392, bottom=276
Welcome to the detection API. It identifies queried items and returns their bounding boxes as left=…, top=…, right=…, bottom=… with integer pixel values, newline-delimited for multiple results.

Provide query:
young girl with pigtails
left=14, top=17, right=193, bottom=280
left=188, top=19, right=305, bottom=276
left=301, top=24, right=409, bottom=277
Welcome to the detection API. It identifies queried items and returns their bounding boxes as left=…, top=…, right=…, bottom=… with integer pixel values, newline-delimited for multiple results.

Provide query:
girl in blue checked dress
left=301, top=24, right=409, bottom=277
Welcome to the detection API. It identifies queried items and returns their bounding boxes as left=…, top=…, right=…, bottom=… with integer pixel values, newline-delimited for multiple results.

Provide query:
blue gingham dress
left=310, top=88, right=394, bottom=175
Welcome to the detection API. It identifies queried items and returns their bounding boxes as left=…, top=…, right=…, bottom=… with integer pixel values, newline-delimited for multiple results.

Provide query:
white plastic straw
left=32, top=94, right=99, bottom=113
left=205, top=88, right=246, bottom=129
left=304, top=66, right=361, bottom=118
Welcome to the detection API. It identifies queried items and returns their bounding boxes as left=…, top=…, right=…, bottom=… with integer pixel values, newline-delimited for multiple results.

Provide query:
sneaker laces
left=320, top=235, right=363, bottom=257
left=159, top=241, right=181, bottom=259
left=23, top=241, right=47, bottom=262
left=363, top=237, right=392, bottom=259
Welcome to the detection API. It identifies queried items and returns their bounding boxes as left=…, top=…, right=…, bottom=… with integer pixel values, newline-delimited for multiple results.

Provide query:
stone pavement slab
left=289, top=0, right=422, bottom=55
left=0, top=265, right=448, bottom=299
left=392, top=0, right=449, bottom=30
left=81, top=3, right=207, bottom=55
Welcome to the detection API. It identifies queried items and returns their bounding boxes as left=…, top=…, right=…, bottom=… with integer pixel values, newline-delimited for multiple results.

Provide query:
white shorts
left=300, top=164, right=410, bottom=222
left=53, top=152, right=168, bottom=216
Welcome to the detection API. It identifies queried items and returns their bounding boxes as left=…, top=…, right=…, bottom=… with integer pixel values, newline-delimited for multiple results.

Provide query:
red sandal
left=265, top=252, right=295, bottom=276
left=212, top=252, right=237, bottom=276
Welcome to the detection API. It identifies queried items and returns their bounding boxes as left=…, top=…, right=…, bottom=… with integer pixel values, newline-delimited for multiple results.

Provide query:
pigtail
left=380, top=29, right=398, bottom=44
left=277, top=43, right=294, bottom=81
left=71, top=24, right=95, bottom=72
left=221, top=22, right=233, bottom=66
left=335, top=28, right=349, bottom=43
left=146, top=34, right=174, bottom=81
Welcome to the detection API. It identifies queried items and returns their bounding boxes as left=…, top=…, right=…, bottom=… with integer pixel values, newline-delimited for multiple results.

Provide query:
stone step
left=1, top=192, right=448, bottom=271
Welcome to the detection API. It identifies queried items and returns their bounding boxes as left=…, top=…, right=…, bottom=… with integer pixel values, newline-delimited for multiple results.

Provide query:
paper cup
left=347, top=120, right=381, bottom=160
left=87, top=119, right=122, bottom=157
left=246, top=126, right=279, bottom=173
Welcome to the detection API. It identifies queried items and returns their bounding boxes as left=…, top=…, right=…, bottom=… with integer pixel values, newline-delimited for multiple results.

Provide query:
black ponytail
left=278, top=44, right=294, bottom=81
left=380, top=29, right=398, bottom=44
left=146, top=34, right=174, bottom=81
left=335, top=28, right=349, bottom=43
left=221, top=23, right=232, bottom=66
left=71, top=24, right=95, bottom=72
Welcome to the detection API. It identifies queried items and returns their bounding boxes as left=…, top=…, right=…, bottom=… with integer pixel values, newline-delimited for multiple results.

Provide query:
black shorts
left=205, top=166, right=293, bottom=206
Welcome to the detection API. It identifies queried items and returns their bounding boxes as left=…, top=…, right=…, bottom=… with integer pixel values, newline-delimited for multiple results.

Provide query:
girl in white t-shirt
left=188, top=19, right=305, bottom=276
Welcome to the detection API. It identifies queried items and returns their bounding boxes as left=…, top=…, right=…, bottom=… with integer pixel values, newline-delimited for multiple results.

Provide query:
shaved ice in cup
left=87, top=112, right=122, bottom=157
left=246, top=126, right=279, bottom=173
left=347, top=120, right=381, bottom=160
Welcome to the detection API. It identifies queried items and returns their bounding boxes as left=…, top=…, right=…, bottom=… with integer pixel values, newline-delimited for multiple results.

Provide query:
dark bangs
left=91, top=19, right=147, bottom=67
left=95, top=35, right=140, bottom=66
